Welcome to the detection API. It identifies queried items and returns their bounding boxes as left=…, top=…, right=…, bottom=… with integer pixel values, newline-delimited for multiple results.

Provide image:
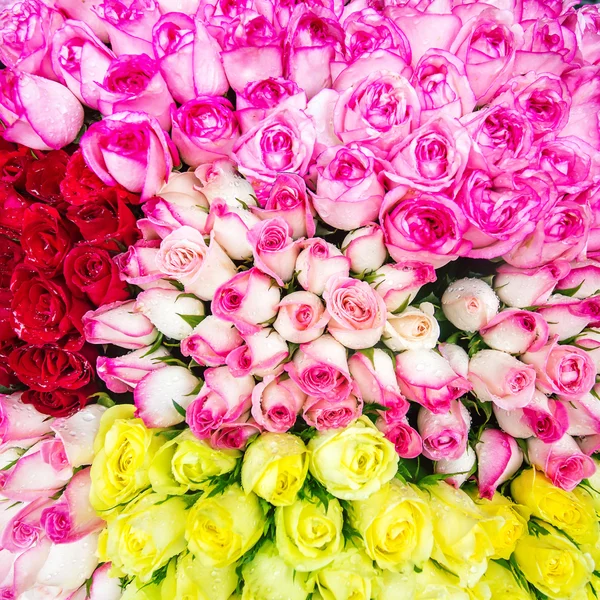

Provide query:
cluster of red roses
left=0, top=140, right=141, bottom=417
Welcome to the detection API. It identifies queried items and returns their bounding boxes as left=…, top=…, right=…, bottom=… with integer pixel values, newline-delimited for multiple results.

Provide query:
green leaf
left=151, top=356, right=190, bottom=368
left=235, top=197, right=249, bottom=210
left=363, top=402, right=390, bottom=413
left=185, top=380, right=204, bottom=397
left=164, top=279, right=184, bottom=291
left=390, top=295, right=411, bottom=315
left=177, top=313, right=206, bottom=328
left=430, top=559, right=458, bottom=579
left=358, top=347, right=376, bottom=367
left=556, top=281, right=585, bottom=298
left=141, top=333, right=164, bottom=358
left=176, top=292, right=200, bottom=301
left=203, top=459, right=243, bottom=498
left=528, top=519, right=550, bottom=537
left=87, top=391, right=116, bottom=408
left=1, top=458, right=20, bottom=471
left=172, top=400, right=187, bottom=417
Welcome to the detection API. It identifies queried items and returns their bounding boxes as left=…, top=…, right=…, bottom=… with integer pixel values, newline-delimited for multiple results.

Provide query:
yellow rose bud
left=103, top=491, right=187, bottom=582
left=185, top=484, right=265, bottom=568
left=349, top=479, right=432, bottom=572
left=241, top=541, right=315, bottom=600
left=511, top=468, right=599, bottom=547
left=149, top=430, right=240, bottom=495
left=514, top=523, right=594, bottom=599
left=471, top=560, right=532, bottom=600
left=121, top=577, right=164, bottom=600
left=414, top=560, right=470, bottom=600
left=275, top=495, right=344, bottom=571
left=583, top=458, right=600, bottom=515
left=90, top=405, right=163, bottom=513
left=308, top=417, right=398, bottom=501
left=373, top=570, right=416, bottom=600
left=241, top=433, right=308, bottom=506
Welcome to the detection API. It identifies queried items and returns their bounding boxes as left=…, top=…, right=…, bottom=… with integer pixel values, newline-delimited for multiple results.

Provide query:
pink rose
left=171, top=96, right=239, bottom=167
left=342, top=225, right=387, bottom=274
left=186, top=366, right=255, bottom=438
left=53, top=0, right=108, bottom=42
left=561, top=65, right=600, bottom=149
left=211, top=267, right=281, bottom=335
left=210, top=415, right=262, bottom=450
left=312, top=144, right=387, bottom=231
left=180, top=315, right=243, bottom=367
left=81, top=111, right=178, bottom=200
left=565, top=5, right=600, bottom=65
left=0, top=69, right=84, bottom=151
left=476, top=429, right=523, bottom=500
left=323, top=276, right=386, bottom=349
left=417, top=400, right=471, bottom=462
left=537, top=296, right=600, bottom=341
left=575, top=330, right=600, bottom=373
left=1, top=497, right=51, bottom=553
left=480, top=309, right=549, bottom=355
left=303, top=390, right=363, bottom=431
left=114, top=240, right=165, bottom=289
left=226, top=328, right=288, bottom=378
left=566, top=391, right=600, bottom=437
left=537, top=137, right=594, bottom=195
left=557, top=260, right=600, bottom=299
left=295, top=238, right=350, bottom=296
left=0, top=393, right=54, bottom=446
left=528, top=434, right=596, bottom=492
left=371, top=261, right=436, bottom=312
left=442, top=278, right=500, bottom=332
left=521, top=339, right=596, bottom=401
left=377, top=417, right=422, bottom=459
left=285, top=334, right=352, bottom=401
left=273, top=291, right=330, bottom=344
left=251, top=375, right=306, bottom=433
left=395, top=349, right=472, bottom=414
left=207, top=201, right=261, bottom=261
left=434, top=446, right=476, bottom=489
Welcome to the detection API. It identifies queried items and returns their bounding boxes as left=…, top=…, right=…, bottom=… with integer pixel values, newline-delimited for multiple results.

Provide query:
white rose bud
left=342, top=225, right=387, bottom=274
left=383, top=303, right=440, bottom=352
left=442, top=278, right=499, bottom=332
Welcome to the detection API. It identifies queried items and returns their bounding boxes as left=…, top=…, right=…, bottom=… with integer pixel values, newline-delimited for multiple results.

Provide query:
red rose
left=21, top=385, right=93, bottom=417
left=0, top=288, right=15, bottom=342
left=0, top=339, right=22, bottom=389
left=25, top=150, right=70, bottom=206
left=64, top=244, right=130, bottom=306
left=0, top=146, right=33, bottom=189
left=21, top=204, right=78, bottom=278
left=0, top=235, right=24, bottom=288
left=8, top=343, right=96, bottom=391
left=0, top=183, right=32, bottom=236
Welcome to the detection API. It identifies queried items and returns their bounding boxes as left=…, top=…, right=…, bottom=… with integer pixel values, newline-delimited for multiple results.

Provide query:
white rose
left=442, top=278, right=499, bottom=332
left=342, top=225, right=387, bottom=274
left=383, top=303, right=440, bottom=352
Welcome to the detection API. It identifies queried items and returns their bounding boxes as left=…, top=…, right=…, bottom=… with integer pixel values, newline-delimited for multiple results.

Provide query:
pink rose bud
left=155, top=227, right=237, bottom=301
left=208, top=201, right=261, bottom=261
left=295, top=238, right=350, bottom=296
left=180, top=315, right=243, bottom=368
left=96, top=345, right=169, bottom=394
left=476, top=429, right=523, bottom=500
left=186, top=366, right=255, bottom=439
left=395, top=349, right=472, bottom=414
left=575, top=330, right=600, bottom=372
left=377, top=416, right=422, bottom=459
left=134, top=365, right=201, bottom=428
left=226, top=328, right=288, bottom=378
left=556, top=259, right=600, bottom=299
left=418, top=400, right=471, bottom=462
left=480, top=309, right=549, bottom=355
left=521, top=339, right=596, bottom=401
left=81, top=111, right=178, bottom=200
left=210, top=415, right=262, bottom=451
left=383, top=304, right=440, bottom=352
left=1, top=496, right=52, bottom=552
left=212, top=268, right=281, bottom=335
left=248, top=218, right=301, bottom=286
left=53, top=0, right=108, bottom=42
left=371, top=261, right=436, bottom=313
left=0, top=392, right=54, bottom=445
left=0, top=69, right=84, bottom=151
left=442, top=278, right=499, bottom=332
left=114, top=240, right=164, bottom=289
left=435, top=445, right=476, bottom=489
left=565, top=390, right=600, bottom=437
left=493, top=261, right=571, bottom=308
left=528, top=434, right=596, bottom=492
left=537, top=295, right=600, bottom=341
left=274, top=291, right=330, bottom=344
left=194, top=158, right=257, bottom=208
left=342, top=225, right=387, bottom=274
left=468, top=350, right=536, bottom=410
left=82, top=300, right=158, bottom=350
left=285, top=334, right=352, bottom=402
left=251, top=375, right=306, bottom=433
left=323, top=276, right=386, bottom=349
left=303, top=390, right=363, bottom=431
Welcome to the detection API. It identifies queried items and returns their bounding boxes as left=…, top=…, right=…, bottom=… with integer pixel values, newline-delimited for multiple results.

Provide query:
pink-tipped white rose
left=0, top=393, right=54, bottom=446
left=226, top=328, right=289, bottom=378
left=480, top=309, right=549, bottom=355
left=251, top=375, right=306, bottom=433
left=303, top=389, right=363, bottom=431
left=114, top=241, right=164, bottom=289
left=207, top=201, right=260, bottom=261
left=273, top=291, right=330, bottom=344
left=180, top=316, right=243, bottom=368
left=342, top=225, right=387, bottom=275
left=442, top=277, right=499, bottom=333
left=418, top=400, right=471, bottom=462
left=537, top=295, right=600, bottom=341
left=295, top=238, right=351, bottom=296
left=194, top=158, right=257, bottom=208
left=435, top=446, right=476, bottom=489
left=377, top=416, right=423, bottom=460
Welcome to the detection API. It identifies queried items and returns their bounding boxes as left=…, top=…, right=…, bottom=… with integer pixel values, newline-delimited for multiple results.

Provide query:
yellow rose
left=149, top=430, right=240, bottom=495
left=511, top=469, right=599, bottom=547
left=102, top=491, right=187, bottom=582
left=349, top=479, right=432, bottom=572
left=90, top=404, right=163, bottom=513
left=241, top=541, right=315, bottom=600
left=513, top=523, right=594, bottom=599
left=241, top=433, right=308, bottom=506
left=470, top=560, right=531, bottom=600
left=121, top=577, right=165, bottom=600
left=583, top=458, right=600, bottom=515
left=308, top=417, right=398, bottom=501
left=414, top=561, right=470, bottom=600
left=185, top=484, right=265, bottom=568
left=373, top=569, right=416, bottom=600
left=275, top=495, right=344, bottom=571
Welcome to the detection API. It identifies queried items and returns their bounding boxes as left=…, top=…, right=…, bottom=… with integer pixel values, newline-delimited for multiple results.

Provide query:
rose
left=371, top=261, right=436, bottom=312
left=395, top=349, right=472, bottom=414
left=341, top=225, right=387, bottom=274
left=303, top=390, right=363, bottom=431
left=0, top=184, right=31, bottom=236
left=274, top=291, right=330, bottom=344
left=113, top=240, right=162, bottom=289
left=0, top=392, right=54, bottom=445
left=566, top=390, right=600, bottom=438
left=295, top=238, right=350, bottom=295
left=537, top=296, right=600, bottom=341
left=81, top=111, right=177, bottom=200
left=251, top=375, right=306, bottom=433
left=308, top=416, right=398, bottom=501
left=207, top=200, right=260, bottom=261
left=194, top=158, right=257, bottom=208
left=538, top=138, right=593, bottom=195
left=413, top=561, right=468, bottom=598
left=0, top=236, right=23, bottom=289
left=167, top=554, right=237, bottom=600
left=0, top=145, right=32, bottom=190
left=480, top=309, right=549, bottom=355
left=474, top=559, right=532, bottom=600
left=210, top=415, right=261, bottom=451
left=21, top=387, right=91, bottom=418
left=383, top=304, right=440, bottom=352
left=434, top=445, right=476, bottom=489
left=23, top=151, right=69, bottom=209
left=381, top=189, right=470, bottom=268
left=0, top=69, right=84, bottom=151
left=566, top=5, right=600, bottom=64
left=3, top=498, right=51, bottom=552
left=556, top=259, right=600, bottom=300
left=442, top=277, right=500, bottom=333
left=226, top=328, right=289, bottom=378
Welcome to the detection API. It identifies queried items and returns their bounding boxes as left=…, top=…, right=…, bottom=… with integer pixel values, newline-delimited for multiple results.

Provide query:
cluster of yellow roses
left=89, top=405, right=600, bottom=600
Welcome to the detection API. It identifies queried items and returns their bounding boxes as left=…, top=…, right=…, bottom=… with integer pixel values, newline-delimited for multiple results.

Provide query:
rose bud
left=181, top=315, right=243, bottom=368
left=383, top=303, right=440, bottom=352
left=274, top=291, right=330, bottom=344
left=323, top=276, right=386, bottom=349
left=21, top=387, right=91, bottom=419
left=342, top=225, right=387, bottom=274
left=476, top=430, right=523, bottom=500
left=395, top=349, right=472, bottom=414
left=493, top=261, right=571, bottom=308
left=575, top=330, right=600, bottom=372
left=134, top=365, right=200, bottom=428
left=156, top=227, right=237, bottom=301
left=295, top=238, right=350, bottom=296
left=469, top=350, right=536, bottom=410
left=0, top=392, right=54, bottom=446
left=211, top=415, right=262, bottom=451
left=371, top=261, right=436, bottom=313
left=537, top=295, right=600, bottom=341
left=480, top=309, right=549, bottom=355
left=418, top=400, right=471, bottom=462
left=494, top=390, right=569, bottom=444
left=285, top=334, right=352, bottom=402
left=194, top=158, right=257, bottom=208
left=565, top=391, right=600, bottom=437
left=438, top=343, right=470, bottom=378
left=435, top=445, right=476, bottom=489
left=82, top=300, right=158, bottom=350
left=521, top=339, right=596, bottom=401
left=2, top=497, right=54, bottom=553
left=556, top=259, right=600, bottom=299
left=377, top=416, right=423, bottom=459
left=226, top=328, right=289, bottom=378
left=248, top=218, right=301, bottom=286
left=0, top=69, right=84, bottom=151
left=212, top=268, right=281, bottom=335
left=303, top=390, right=363, bottom=431
left=81, top=111, right=177, bottom=200
left=251, top=375, right=306, bottom=433
left=442, top=278, right=500, bottom=333
left=208, top=200, right=261, bottom=261
left=186, top=366, right=255, bottom=439
left=114, top=240, right=165, bottom=290
left=96, top=345, right=170, bottom=394
left=528, top=434, right=596, bottom=492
